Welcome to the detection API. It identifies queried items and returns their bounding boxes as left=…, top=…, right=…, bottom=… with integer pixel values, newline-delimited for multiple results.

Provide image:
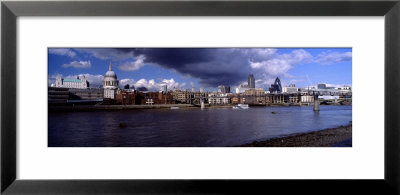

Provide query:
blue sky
left=48, top=48, right=352, bottom=92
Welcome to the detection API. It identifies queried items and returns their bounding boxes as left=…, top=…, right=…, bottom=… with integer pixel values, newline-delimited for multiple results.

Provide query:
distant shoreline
left=239, top=124, right=352, bottom=147
left=48, top=103, right=350, bottom=113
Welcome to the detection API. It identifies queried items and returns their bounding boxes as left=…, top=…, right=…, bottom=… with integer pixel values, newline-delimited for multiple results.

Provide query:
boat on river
left=233, top=104, right=249, bottom=109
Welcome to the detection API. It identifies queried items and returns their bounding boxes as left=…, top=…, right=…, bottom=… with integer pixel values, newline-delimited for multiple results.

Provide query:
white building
left=208, top=93, right=230, bottom=104
left=102, top=63, right=119, bottom=99
left=282, top=84, right=298, bottom=94
left=55, top=76, right=89, bottom=89
left=301, top=95, right=314, bottom=103
left=337, top=85, right=351, bottom=94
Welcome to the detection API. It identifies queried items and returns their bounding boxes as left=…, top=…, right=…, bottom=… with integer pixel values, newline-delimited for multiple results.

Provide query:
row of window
left=104, top=81, right=118, bottom=86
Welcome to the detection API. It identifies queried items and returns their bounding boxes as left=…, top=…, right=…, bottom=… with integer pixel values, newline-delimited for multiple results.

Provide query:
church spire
left=109, top=62, right=112, bottom=71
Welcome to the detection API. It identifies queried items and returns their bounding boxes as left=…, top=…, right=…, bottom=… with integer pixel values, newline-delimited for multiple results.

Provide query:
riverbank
left=240, top=124, right=352, bottom=147
left=48, top=104, right=197, bottom=112
left=49, top=103, right=351, bottom=112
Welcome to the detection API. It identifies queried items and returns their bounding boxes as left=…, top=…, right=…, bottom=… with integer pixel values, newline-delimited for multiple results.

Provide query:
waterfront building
left=243, top=88, right=267, bottom=104
left=102, top=63, right=119, bottom=99
left=337, top=85, right=351, bottom=94
left=173, top=90, right=193, bottom=104
left=301, top=95, right=314, bottom=103
left=230, top=95, right=241, bottom=104
left=283, top=84, right=298, bottom=94
left=266, top=93, right=301, bottom=104
left=248, top=74, right=255, bottom=88
left=170, top=90, right=211, bottom=104
left=48, top=87, right=104, bottom=103
left=244, top=88, right=265, bottom=96
left=208, top=93, right=230, bottom=104
left=69, top=88, right=103, bottom=100
left=55, top=75, right=89, bottom=89
left=115, top=91, right=175, bottom=105
left=48, top=87, right=69, bottom=103
left=269, top=77, right=282, bottom=93
left=115, top=90, right=136, bottom=105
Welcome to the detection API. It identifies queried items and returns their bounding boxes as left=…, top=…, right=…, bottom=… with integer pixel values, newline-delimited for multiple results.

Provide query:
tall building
left=160, top=83, right=168, bottom=92
left=269, top=77, right=282, bottom=93
left=55, top=75, right=89, bottom=89
left=248, top=74, right=255, bottom=88
left=224, top=86, right=231, bottom=93
left=217, top=85, right=230, bottom=93
left=103, top=63, right=119, bottom=99
left=218, top=85, right=225, bottom=93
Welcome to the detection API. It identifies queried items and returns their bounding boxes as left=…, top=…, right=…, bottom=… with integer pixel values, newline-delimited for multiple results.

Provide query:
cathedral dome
left=105, top=70, right=117, bottom=78
left=103, top=63, right=119, bottom=89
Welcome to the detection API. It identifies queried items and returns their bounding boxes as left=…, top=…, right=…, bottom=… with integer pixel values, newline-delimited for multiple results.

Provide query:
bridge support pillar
left=201, top=99, right=205, bottom=109
left=313, top=95, right=319, bottom=112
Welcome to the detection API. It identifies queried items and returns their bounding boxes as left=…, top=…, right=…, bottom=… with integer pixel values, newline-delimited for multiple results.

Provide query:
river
left=48, top=105, right=352, bottom=147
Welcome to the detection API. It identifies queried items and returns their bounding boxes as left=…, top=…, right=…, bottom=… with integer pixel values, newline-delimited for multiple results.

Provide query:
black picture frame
left=1, top=0, right=399, bottom=194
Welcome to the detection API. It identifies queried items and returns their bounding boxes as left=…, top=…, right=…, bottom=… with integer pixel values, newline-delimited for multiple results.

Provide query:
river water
left=48, top=105, right=352, bottom=147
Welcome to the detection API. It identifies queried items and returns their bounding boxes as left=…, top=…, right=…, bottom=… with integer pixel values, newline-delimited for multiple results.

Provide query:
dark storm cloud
left=77, top=48, right=260, bottom=87
left=76, top=48, right=319, bottom=88
left=131, top=48, right=256, bottom=87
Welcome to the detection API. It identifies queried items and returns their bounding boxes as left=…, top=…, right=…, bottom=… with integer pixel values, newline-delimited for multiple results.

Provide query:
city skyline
left=48, top=48, right=352, bottom=92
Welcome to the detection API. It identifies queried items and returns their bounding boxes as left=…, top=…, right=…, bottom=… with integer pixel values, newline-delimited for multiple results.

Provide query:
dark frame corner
left=2, top=0, right=400, bottom=194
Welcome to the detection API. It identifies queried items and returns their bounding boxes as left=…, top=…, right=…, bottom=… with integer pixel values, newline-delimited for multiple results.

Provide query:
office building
left=283, top=84, right=298, bottom=94
left=160, top=83, right=168, bottom=92
left=248, top=74, right=255, bottom=88
left=269, top=77, right=282, bottom=93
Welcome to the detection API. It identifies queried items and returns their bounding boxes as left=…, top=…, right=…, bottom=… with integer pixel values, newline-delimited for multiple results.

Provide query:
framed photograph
left=48, top=47, right=352, bottom=147
left=2, top=0, right=400, bottom=194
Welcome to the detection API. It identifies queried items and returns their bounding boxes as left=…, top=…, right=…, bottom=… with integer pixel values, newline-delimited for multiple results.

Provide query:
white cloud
left=118, top=55, right=146, bottom=71
left=248, top=49, right=313, bottom=88
left=119, top=79, right=136, bottom=87
left=119, top=78, right=187, bottom=91
left=325, top=83, right=352, bottom=88
left=49, top=48, right=76, bottom=58
left=314, top=51, right=352, bottom=65
left=62, top=61, right=91, bottom=69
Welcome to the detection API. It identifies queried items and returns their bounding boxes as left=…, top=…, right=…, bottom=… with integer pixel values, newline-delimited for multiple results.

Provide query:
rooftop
left=63, top=78, right=82, bottom=83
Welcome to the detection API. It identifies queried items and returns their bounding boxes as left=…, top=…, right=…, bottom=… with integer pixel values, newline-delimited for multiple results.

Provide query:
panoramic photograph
left=48, top=48, right=352, bottom=147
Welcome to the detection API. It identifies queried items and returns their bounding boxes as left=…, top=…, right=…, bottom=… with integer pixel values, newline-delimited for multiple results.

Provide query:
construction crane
left=306, top=75, right=314, bottom=94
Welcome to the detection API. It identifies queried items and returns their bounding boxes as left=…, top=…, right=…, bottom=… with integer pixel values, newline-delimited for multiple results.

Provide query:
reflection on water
left=48, top=105, right=352, bottom=147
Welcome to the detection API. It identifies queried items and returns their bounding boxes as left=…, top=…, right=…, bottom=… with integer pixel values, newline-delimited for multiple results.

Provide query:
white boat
left=170, top=107, right=180, bottom=109
left=233, top=104, right=249, bottom=109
